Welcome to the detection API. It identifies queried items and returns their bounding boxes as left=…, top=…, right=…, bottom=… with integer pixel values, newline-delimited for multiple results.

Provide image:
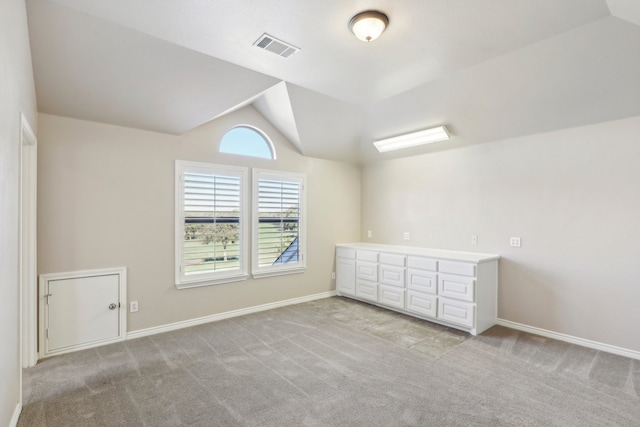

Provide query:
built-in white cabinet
left=335, top=243, right=499, bottom=335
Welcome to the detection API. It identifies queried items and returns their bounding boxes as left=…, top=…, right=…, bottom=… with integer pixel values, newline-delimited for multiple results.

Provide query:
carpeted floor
left=19, top=297, right=640, bottom=426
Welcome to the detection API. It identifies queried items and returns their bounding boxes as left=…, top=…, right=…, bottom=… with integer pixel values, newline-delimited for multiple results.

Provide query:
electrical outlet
left=510, top=237, right=521, bottom=247
left=331, top=272, right=336, bottom=280
left=471, top=235, right=478, bottom=245
left=130, top=301, right=139, bottom=312
left=367, top=230, right=372, bottom=238
left=403, top=232, right=411, bottom=240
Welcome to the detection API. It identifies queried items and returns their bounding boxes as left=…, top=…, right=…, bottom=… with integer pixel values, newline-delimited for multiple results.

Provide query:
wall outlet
left=471, top=235, right=478, bottom=245
left=130, top=300, right=139, bottom=312
left=331, top=272, right=336, bottom=280
left=367, top=230, right=372, bottom=238
left=403, top=232, right=411, bottom=240
left=510, top=237, right=521, bottom=247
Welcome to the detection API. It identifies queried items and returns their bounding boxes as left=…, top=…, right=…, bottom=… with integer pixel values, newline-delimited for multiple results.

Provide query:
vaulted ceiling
left=26, top=0, right=640, bottom=164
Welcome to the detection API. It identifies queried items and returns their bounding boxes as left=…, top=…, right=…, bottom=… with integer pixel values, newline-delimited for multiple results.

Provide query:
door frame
left=39, top=267, right=127, bottom=358
left=19, top=113, right=37, bottom=368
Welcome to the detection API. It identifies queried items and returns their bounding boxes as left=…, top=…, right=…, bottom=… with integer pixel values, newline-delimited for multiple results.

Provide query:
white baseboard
left=497, top=318, right=640, bottom=361
left=127, top=290, right=336, bottom=340
left=10, top=402, right=21, bottom=427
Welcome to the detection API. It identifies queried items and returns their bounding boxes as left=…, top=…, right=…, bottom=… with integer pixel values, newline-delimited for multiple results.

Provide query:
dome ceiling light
left=349, top=10, right=389, bottom=42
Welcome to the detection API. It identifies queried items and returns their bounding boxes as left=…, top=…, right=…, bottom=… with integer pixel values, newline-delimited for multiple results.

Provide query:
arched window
left=220, top=125, right=275, bottom=159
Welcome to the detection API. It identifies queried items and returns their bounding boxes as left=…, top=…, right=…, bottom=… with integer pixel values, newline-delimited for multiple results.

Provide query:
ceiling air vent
left=253, top=33, right=300, bottom=58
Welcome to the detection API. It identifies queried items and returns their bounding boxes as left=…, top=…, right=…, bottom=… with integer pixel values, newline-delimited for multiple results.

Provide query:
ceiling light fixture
left=349, top=10, right=389, bottom=42
left=373, top=126, right=451, bottom=152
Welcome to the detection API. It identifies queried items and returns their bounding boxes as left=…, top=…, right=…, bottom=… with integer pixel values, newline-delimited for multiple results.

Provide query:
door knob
left=108, top=303, right=118, bottom=310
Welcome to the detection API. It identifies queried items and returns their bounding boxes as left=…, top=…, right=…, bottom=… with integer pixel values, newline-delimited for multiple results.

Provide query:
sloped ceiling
left=26, top=0, right=640, bottom=163
left=607, top=0, right=640, bottom=26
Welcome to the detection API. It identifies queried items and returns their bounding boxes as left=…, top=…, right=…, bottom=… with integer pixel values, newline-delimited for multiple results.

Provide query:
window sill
left=251, top=267, right=306, bottom=279
left=176, top=274, right=248, bottom=290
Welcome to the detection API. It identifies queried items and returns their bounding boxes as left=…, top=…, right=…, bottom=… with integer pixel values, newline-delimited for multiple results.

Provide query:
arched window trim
left=219, top=125, right=277, bottom=160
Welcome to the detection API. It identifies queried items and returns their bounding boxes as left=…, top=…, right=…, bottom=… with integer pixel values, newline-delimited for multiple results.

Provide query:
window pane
left=220, top=126, right=274, bottom=159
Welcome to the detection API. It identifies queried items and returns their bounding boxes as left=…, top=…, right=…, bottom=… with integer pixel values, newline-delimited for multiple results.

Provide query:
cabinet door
left=407, top=269, right=437, bottom=294
left=438, top=274, right=475, bottom=302
left=406, top=291, right=437, bottom=318
left=356, top=261, right=378, bottom=282
left=378, top=285, right=405, bottom=309
left=438, top=298, right=475, bottom=328
left=336, top=257, right=356, bottom=296
left=379, top=264, right=405, bottom=287
left=356, top=280, right=378, bottom=302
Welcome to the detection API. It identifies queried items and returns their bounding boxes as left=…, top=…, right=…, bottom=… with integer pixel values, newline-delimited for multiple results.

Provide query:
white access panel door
left=40, top=268, right=127, bottom=357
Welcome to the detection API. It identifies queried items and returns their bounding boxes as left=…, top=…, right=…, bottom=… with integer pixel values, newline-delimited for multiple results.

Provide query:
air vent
left=253, top=33, right=300, bottom=58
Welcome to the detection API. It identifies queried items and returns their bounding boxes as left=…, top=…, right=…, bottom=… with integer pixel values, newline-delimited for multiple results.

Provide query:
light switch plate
left=510, top=237, right=521, bottom=247
left=403, top=232, right=411, bottom=240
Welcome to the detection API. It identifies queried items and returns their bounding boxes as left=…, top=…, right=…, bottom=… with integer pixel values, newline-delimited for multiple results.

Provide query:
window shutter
left=183, top=172, right=241, bottom=275
left=257, top=178, right=301, bottom=267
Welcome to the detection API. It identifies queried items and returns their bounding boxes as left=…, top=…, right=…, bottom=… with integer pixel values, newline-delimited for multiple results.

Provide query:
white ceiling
left=26, top=0, right=640, bottom=163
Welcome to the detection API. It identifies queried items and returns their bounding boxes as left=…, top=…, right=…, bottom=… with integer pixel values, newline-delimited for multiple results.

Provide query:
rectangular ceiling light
left=373, top=125, right=450, bottom=152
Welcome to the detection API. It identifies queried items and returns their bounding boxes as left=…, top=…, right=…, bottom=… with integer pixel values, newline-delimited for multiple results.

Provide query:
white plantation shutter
left=176, top=161, right=247, bottom=288
left=252, top=170, right=306, bottom=278
left=257, top=179, right=300, bottom=266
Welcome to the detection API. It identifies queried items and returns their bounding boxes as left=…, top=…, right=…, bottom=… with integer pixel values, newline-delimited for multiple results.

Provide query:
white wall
left=0, top=0, right=38, bottom=425
left=362, top=116, right=640, bottom=353
left=37, top=108, right=361, bottom=332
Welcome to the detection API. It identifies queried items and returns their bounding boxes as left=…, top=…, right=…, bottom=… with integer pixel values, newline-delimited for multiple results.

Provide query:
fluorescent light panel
left=373, top=126, right=450, bottom=152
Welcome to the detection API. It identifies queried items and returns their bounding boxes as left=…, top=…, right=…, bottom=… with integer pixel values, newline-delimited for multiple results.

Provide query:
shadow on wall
left=498, top=258, right=560, bottom=330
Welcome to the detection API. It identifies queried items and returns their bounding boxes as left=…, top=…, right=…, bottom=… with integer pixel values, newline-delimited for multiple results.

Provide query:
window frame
left=251, top=169, right=307, bottom=278
left=175, top=160, right=248, bottom=289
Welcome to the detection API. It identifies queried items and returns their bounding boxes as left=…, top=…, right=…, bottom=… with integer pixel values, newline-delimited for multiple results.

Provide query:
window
left=175, top=160, right=247, bottom=288
left=252, top=169, right=306, bottom=278
left=220, top=126, right=275, bottom=159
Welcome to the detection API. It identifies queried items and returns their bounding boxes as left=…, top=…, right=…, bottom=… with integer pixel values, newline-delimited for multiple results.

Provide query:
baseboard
left=497, top=318, right=640, bottom=361
left=10, top=402, right=21, bottom=427
left=127, top=290, right=337, bottom=340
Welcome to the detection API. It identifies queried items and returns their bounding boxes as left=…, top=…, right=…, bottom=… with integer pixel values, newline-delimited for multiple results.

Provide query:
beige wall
left=37, top=107, right=361, bottom=332
left=362, top=116, right=640, bottom=352
left=0, top=0, right=38, bottom=424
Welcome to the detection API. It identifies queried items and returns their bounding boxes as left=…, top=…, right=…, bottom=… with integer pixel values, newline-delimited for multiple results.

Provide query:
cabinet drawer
left=379, top=253, right=405, bottom=267
left=407, top=256, right=437, bottom=271
left=407, top=269, right=437, bottom=294
left=378, top=285, right=405, bottom=309
left=356, top=280, right=378, bottom=302
left=438, top=274, right=475, bottom=302
left=438, top=298, right=475, bottom=328
left=356, top=261, right=378, bottom=282
left=379, top=265, right=405, bottom=287
left=336, top=247, right=356, bottom=259
left=439, top=260, right=475, bottom=277
left=356, top=250, right=378, bottom=263
left=406, top=291, right=437, bottom=318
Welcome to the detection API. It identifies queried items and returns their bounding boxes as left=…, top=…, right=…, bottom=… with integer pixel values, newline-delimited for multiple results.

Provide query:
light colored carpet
left=19, top=297, right=640, bottom=426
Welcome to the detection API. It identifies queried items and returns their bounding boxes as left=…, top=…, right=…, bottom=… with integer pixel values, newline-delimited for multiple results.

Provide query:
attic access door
left=39, top=267, right=127, bottom=358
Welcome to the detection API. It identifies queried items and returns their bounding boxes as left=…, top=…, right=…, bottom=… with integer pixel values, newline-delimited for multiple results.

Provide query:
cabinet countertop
left=336, top=243, right=500, bottom=263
